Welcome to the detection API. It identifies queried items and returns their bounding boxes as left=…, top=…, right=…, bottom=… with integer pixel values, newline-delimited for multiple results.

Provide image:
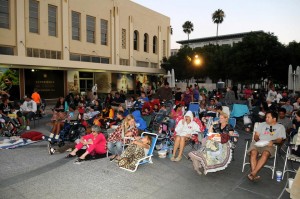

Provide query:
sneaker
left=26, top=126, right=30, bottom=131
left=49, top=147, right=55, bottom=155
left=47, top=142, right=52, bottom=155
left=74, top=158, right=84, bottom=164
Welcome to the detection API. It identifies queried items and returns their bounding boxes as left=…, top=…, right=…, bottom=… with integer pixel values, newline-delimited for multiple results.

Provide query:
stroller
left=0, top=113, right=25, bottom=137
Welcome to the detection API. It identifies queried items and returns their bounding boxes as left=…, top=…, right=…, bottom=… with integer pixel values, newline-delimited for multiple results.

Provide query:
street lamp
left=193, top=54, right=202, bottom=66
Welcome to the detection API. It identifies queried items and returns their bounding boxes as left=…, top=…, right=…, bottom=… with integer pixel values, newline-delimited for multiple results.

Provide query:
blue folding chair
left=120, top=132, right=158, bottom=172
left=189, top=102, right=200, bottom=118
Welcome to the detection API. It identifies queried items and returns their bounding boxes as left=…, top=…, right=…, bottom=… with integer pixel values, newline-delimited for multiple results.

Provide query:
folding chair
left=242, top=122, right=278, bottom=179
left=282, top=128, right=300, bottom=179
left=189, top=102, right=200, bottom=118
left=120, top=132, right=158, bottom=172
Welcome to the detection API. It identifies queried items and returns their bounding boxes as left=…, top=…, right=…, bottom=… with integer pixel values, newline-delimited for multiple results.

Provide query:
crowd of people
left=1, top=81, right=300, bottom=175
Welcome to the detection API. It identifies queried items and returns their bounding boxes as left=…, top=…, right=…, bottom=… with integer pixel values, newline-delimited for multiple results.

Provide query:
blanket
left=188, top=140, right=232, bottom=175
left=0, top=137, right=39, bottom=149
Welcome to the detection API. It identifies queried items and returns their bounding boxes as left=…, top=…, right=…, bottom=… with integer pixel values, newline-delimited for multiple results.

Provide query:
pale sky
left=132, top=0, right=300, bottom=49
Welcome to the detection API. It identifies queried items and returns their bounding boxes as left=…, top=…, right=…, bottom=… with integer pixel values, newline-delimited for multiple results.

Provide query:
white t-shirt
left=256, top=122, right=286, bottom=142
left=267, top=90, right=277, bottom=102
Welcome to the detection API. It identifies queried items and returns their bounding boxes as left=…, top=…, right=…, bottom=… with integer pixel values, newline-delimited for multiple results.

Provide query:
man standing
left=156, top=82, right=173, bottom=102
left=247, top=111, right=286, bottom=181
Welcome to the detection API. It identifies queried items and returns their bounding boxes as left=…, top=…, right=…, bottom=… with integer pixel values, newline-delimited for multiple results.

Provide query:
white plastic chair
left=282, top=128, right=300, bottom=179
left=242, top=122, right=278, bottom=179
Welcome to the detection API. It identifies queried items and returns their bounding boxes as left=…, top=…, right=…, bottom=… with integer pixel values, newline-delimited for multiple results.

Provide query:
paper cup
left=288, top=178, right=294, bottom=188
left=276, top=171, right=282, bottom=182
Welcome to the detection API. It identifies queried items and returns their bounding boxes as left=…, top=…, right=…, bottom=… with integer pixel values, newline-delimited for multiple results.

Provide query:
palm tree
left=212, top=9, right=225, bottom=44
left=182, top=21, right=194, bottom=45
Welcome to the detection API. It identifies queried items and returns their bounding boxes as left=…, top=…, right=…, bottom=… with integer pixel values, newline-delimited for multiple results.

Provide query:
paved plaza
left=0, top=113, right=293, bottom=199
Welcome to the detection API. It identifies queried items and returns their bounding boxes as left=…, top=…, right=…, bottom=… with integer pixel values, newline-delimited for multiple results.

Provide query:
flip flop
left=253, top=175, right=261, bottom=182
left=247, top=174, right=254, bottom=181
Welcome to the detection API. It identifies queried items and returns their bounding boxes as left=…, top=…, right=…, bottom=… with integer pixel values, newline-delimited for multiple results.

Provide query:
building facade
left=0, top=0, right=170, bottom=99
left=177, top=31, right=263, bottom=48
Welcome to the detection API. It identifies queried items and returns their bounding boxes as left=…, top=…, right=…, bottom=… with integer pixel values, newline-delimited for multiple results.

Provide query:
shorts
left=247, top=142, right=276, bottom=158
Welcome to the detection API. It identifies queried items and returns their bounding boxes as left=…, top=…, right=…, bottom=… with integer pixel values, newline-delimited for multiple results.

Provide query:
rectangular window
left=121, top=29, right=126, bottom=49
left=48, top=5, right=57, bottom=36
left=33, top=48, right=39, bottom=57
left=91, top=56, right=100, bottom=63
left=0, top=46, right=14, bottom=55
left=101, top=19, right=108, bottom=45
left=70, top=53, right=80, bottom=61
left=29, top=0, right=39, bottom=33
left=81, top=55, right=91, bottom=62
left=0, top=0, right=9, bottom=29
left=27, top=48, right=32, bottom=57
left=100, top=57, right=109, bottom=64
left=86, top=15, right=95, bottom=43
left=72, top=11, right=80, bottom=40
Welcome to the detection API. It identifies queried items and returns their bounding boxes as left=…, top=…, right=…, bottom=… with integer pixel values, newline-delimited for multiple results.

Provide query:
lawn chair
left=282, top=128, right=300, bottom=179
left=242, top=122, right=279, bottom=179
left=189, top=102, right=200, bottom=118
left=120, top=132, right=158, bottom=172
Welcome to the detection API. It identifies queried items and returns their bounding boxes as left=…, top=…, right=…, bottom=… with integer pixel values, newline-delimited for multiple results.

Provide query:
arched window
left=134, top=30, right=139, bottom=50
left=153, top=36, right=157, bottom=54
left=144, top=33, right=149, bottom=52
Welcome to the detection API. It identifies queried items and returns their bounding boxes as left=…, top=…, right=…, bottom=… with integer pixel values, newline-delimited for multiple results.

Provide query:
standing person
left=247, top=111, right=285, bottom=181
left=183, top=87, right=193, bottom=109
left=31, top=88, right=42, bottom=116
left=66, top=125, right=106, bottom=163
left=19, top=95, right=37, bottom=130
left=193, top=84, right=200, bottom=102
left=224, top=87, right=236, bottom=106
left=156, top=82, right=173, bottom=102
left=267, top=85, right=277, bottom=103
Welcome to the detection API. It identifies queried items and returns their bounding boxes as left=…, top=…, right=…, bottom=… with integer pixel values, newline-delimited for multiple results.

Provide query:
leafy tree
left=182, top=21, right=194, bottom=44
left=212, top=9, right=225, bottom=44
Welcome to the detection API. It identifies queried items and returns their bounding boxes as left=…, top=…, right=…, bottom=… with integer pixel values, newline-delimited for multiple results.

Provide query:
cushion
left=20, top=131, right=44, bottom=141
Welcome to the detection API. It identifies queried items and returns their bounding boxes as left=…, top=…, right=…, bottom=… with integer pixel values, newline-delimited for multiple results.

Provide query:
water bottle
left=168, top=147, right=173, bottom=158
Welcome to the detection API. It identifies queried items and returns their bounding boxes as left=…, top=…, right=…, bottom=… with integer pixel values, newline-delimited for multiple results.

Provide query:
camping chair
left=242, top=122, right=279, bottom=179
left=282, top=128, right=300, bottom=179
left=189, top=102, right=200, bottom=118
left=120, top=132, right=158, bottom=172
left=231, top=104, right=250, bottom=118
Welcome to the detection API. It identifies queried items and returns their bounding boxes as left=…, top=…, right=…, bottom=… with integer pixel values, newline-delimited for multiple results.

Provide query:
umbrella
left=171, top=68, right=175, bottom=88
left=288, top=64, right=293, bottom=90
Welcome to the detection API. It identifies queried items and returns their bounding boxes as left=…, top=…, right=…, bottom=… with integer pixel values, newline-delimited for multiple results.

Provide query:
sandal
left=109, top=155, right=117, bottom=162
left=253, top=175, right=261, bottom=182
left=65, top=154, right=76, bottom=158
left=247, top=174, right=254, bottom=181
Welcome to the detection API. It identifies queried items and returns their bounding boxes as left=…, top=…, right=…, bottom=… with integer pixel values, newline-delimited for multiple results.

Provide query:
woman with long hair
left=107, top=114, right=138, bottom=161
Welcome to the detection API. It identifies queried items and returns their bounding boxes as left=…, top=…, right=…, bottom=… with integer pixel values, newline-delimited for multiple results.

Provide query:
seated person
left=48, top=104, right=79, bottom=141
left=189, top=112, right=234, bottom=175
left=291, top=110, right=300, bottom=143
left=0, top=95, right=20, bottom=131
left=153, top=104, right=159, bottom=113
left=171, top=111, right=200, bottom=162
left=293, top=97, right=300, bottom=111
left=278, top=108, right=293, bottom=136
left=117, top=104, right=129, bottom=117
left=141, top=102, right=152, bottom=116
left=117, top=134, right=152, bottom=171
left=169, top=104, right=184, bottom=130
left=111, top=92, right=125, bottom=107
left=247, top=111, right=286, bottom=181
left=281, top=100, right=294, bottom=117
left=137, top=91, right=149, bottom=109
left=125, top=96, right=135, bottom=111
left=107, top=114, right=138, bottom=161
left=19, top=95, right=37, bottom=130
left=66, top=125, right=106, bottom=163
left=51, top=97, right=66, bottom=121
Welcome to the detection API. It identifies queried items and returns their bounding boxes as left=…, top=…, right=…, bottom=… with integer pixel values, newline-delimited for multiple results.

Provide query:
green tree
left=182, top=21, right=194, bottom=44
left=212, top=9, right=225, bottom=44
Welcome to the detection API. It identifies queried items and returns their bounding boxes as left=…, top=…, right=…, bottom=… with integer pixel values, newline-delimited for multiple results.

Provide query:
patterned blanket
left=189, top=140, right=232, bottom=175
left=0, top=138, right=39, bottom=149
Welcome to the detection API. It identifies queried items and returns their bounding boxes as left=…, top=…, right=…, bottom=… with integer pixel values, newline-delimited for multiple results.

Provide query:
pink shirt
left=83, top=133, right=106, bottom=154
left=171, top=109, right=183, bottom=120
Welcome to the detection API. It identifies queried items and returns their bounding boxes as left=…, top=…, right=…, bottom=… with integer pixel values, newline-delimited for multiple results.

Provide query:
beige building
left=0, top=0, right=170, bottom=99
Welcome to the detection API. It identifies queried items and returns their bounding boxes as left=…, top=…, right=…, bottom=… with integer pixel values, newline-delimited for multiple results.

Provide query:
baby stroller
left=0, top=114, right=24, bottom=137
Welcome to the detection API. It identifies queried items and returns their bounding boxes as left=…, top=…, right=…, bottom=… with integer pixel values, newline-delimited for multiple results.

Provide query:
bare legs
left=249, top=149, right=270, bottom=180
left=172, top=136, right=187, bottom=161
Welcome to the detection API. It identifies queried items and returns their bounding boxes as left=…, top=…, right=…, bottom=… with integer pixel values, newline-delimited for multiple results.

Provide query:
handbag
left=220, top=133, right=230, bottom=144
